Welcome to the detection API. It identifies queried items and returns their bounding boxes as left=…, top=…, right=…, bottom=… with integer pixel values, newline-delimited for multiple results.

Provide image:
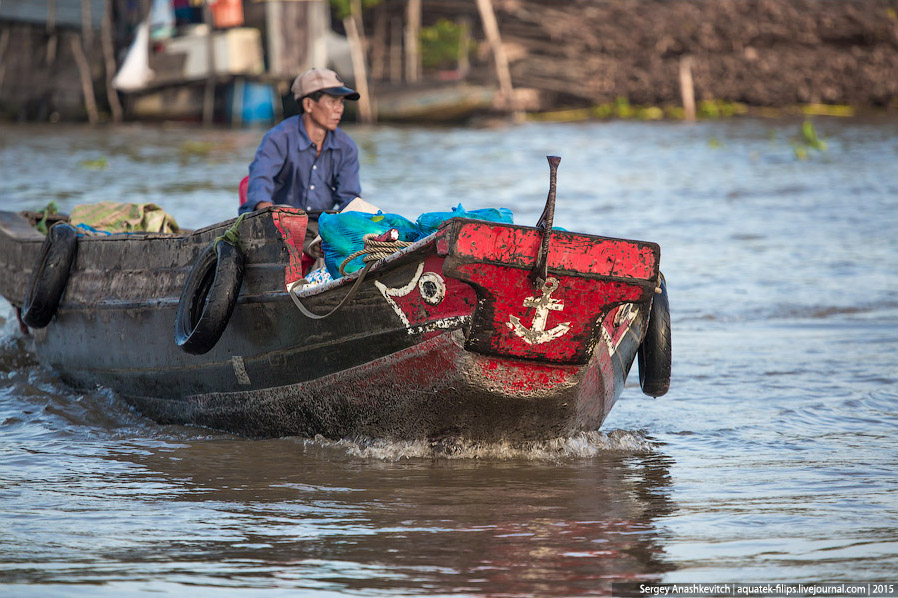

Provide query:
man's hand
left=255, top=201, right=274, bottom=210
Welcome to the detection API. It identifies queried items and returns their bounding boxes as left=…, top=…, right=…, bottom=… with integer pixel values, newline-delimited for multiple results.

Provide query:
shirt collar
left=296, top=116, right=313, bottom=151
left=297, top=116, right=339, bottom=152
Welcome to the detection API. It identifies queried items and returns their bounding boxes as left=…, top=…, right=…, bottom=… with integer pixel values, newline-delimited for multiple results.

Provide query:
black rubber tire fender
left=21, top=223, right=79, bottom=329
left=638, top=276, right=671, bottom=397
left=174, top=240, right=245, bottom=355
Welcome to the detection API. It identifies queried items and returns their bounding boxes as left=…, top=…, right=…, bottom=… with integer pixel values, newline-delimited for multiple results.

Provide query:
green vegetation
left=35, top=202, right=59, bottom=234
left=801, top=103, right=854, bottom=117
left=792, top=119, right=827, bottom=159
left=421, top=18, right=473, bottom=71
left=79, top=157, right=108, bottom=170
left=526, top=99, right=874, bottom=123
left=697, top=99, right=749, bottom=118
left=529, top=97, right=749, bottom=122
left=329, top=0, right=381, bottom=20
left=180, top=141, right=215, bottom=158
left=590, top=98, right=660, bottom=120
left=800, top=119, right=827, bottom=150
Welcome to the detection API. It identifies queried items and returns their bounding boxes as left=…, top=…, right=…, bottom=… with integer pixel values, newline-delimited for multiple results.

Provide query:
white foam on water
left=304, top=429, right=656, bottom=462
left=0, top=297, right=21, bottom=342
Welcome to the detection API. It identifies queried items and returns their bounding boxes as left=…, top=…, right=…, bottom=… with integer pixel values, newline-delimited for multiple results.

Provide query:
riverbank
left=1, top=0, right=895, bottom=124
left=488, top=0, right=897, bottom=112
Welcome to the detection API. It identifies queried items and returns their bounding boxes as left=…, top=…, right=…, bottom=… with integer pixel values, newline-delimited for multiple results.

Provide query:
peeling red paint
left=439, top=219, right=659, bottom=365
left=271, top=208, right=308, bottom=289
left=435, top=232, right=451, bottom=256
left=476, top=356, right=579, bottom=393
left=377, top=255, right=477, bottom=334
left=450, top=221, right=658, bottom=280
left=447, top=262, right=650, bottom=364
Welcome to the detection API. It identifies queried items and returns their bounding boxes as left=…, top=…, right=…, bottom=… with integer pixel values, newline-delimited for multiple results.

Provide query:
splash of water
left=305, top=429, right=656, bottom=462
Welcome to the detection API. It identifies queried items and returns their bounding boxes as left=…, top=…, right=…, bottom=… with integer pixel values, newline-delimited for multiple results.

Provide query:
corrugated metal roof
left=0, top=0, right=106, bottom=29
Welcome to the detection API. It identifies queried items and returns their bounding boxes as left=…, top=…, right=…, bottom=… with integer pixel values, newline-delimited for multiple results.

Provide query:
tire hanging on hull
left=638, top=275, right=671, bottom=397
left=174, top=239, right=245, bottom=355
left=21, top=223, right=79, bottom=329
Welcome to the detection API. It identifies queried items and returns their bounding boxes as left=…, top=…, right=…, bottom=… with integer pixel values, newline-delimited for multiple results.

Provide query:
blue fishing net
left=319, top=205, right=515, bottom=278
left=416, top=204, right=513, bottom=237
left=318, top=211, right=419, bottom=277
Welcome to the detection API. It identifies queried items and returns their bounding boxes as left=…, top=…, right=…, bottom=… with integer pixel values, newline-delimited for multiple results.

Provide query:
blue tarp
left=318, top=205, right=515, bottom=278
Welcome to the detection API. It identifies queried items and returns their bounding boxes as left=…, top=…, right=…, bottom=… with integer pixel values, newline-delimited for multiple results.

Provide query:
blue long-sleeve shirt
left=240, top=115, right=361, bottom=214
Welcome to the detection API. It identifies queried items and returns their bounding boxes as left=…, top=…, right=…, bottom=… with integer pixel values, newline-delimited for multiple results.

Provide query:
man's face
left=305, top=94, right=345, bottom=131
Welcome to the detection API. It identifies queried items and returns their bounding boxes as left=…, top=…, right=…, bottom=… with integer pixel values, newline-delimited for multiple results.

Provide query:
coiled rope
left=339, top=234, right=412, bottom=275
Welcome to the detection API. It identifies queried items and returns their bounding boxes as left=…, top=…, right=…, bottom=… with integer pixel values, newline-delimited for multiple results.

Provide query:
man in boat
left=240, top=68, right=363, bottom=215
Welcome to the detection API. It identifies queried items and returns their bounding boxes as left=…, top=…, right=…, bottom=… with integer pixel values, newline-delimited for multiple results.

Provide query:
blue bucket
left=229, top=80, right=276, bottom=125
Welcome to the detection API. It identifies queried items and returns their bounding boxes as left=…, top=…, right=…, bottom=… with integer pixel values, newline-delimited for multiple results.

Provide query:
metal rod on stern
left=530, top=155, right=560, bottom=286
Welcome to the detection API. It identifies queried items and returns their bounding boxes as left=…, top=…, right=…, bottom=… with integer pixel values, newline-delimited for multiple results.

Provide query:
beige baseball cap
left=291, top=68, right=360, bottom=101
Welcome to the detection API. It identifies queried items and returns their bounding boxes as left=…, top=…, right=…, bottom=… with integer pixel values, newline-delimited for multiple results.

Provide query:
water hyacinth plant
left=793, top=119, right=828, bottom=159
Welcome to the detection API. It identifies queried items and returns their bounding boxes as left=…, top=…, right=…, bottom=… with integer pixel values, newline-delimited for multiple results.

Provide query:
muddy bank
left=1, top=0, right=895, bottom=123
left=460, top=0, right=898, bottom=110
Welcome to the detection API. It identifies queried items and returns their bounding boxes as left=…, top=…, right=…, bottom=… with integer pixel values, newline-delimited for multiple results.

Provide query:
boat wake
left=304, top=429, right=656, bottom=462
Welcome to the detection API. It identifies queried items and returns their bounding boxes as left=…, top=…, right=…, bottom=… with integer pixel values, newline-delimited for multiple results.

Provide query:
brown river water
left=1, top=117, right=897, bottom=596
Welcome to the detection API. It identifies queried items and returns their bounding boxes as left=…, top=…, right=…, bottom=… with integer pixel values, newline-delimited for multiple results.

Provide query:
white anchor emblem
left=507, top=277, right=571, bottom=345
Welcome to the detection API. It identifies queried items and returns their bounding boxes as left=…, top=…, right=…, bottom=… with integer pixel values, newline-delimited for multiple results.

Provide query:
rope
left=213, top=214, right=245, bottom=249
left=339, top=234, right=412, bottom=276
left=290, top=261, right=374, bottom=320
left=293, top=232, right=412, bottom=319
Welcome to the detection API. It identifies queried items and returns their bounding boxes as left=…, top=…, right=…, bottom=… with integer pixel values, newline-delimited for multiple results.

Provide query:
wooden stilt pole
left=370, top=6, right=386, bottom=82
left=679, top=55, right=696, bottom=122
left=203, top=3, right=216, bottom=127
left=71, top=33, right=99, bottom=124
left=47, top=0, right=58, bottom=65
left=0, top=27, right=10, bottom=92
left=81, top=0, right=93, bottom=50
left=102, top=0, right=123, bottom=123
left=475, top=0, right=519, bottom=118
left=457, top=17, right=471, bottom=79
left=344, top=1, right=374, bottom=124
left=389, top=17, right=402, bottom=84
left=265, top=1, right=284, bottom=76
left=404, top=0, right=421, bottom=83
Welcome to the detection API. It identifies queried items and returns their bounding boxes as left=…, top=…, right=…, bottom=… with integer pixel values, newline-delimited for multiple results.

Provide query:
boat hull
left=126, top=323, right=641, bottom=441
left=1, top=208, right=659, bottom=441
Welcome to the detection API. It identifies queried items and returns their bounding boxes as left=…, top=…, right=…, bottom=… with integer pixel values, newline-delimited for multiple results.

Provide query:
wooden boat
left=0, top=158, right=670, bottom=441
left=371, top=83, right=497, bottom=123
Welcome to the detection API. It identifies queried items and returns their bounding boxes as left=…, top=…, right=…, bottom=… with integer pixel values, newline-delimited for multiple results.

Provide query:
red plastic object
left=211, top=0, right=244, bottom=28
left=372, top=228, right=400, bottom=242
left=238, top=175, right=249, bottom=206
